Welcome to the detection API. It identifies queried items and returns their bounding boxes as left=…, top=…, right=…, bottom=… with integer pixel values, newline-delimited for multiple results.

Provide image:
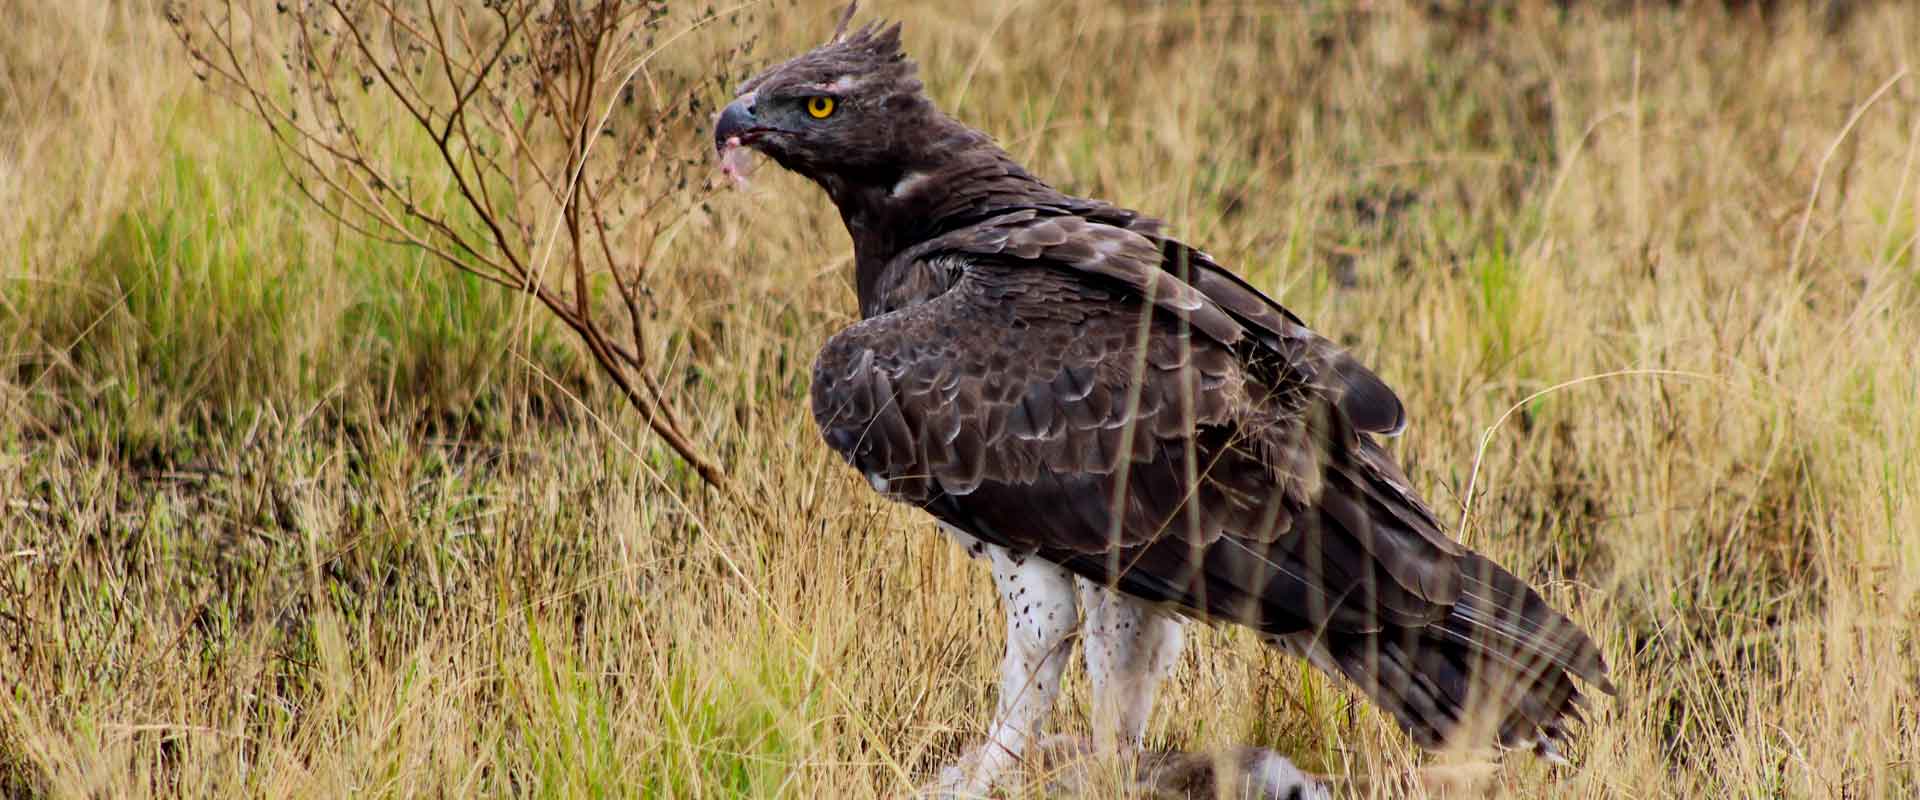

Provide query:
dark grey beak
left=713, top=94, right=758, bottom=153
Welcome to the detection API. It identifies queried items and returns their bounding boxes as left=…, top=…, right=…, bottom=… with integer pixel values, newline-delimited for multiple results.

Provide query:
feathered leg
left=1076, top=578, right=1185, bottom=749
left=1070, top=581, right=1329, bottom=800
left=930, top=539, right=1079, bottom=797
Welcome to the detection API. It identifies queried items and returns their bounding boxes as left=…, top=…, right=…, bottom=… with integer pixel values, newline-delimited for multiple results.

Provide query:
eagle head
left=713, top=5, right=934, bottom=192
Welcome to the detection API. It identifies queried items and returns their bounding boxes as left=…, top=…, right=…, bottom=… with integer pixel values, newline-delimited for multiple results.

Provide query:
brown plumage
left=716, top=9, right=1612, bottom=757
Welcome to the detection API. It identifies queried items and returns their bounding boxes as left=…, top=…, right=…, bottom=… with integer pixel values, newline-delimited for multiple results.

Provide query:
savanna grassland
left=4, top=1, right=1919, bottom=797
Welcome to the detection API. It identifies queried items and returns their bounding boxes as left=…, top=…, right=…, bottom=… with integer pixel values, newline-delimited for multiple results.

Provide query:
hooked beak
left=713, top=93, right=761, bottom=153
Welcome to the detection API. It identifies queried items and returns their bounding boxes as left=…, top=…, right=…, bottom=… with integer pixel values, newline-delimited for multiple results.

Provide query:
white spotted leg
left=1076, top=578, right=1186, bottom=751
left=1074, top=581, right=1329, bottom=800
left=928, top=543, right=1079, bottom=797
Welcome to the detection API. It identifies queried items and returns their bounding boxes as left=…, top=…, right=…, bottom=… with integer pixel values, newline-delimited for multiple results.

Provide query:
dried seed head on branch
left=167, top=0, right=763, bottom=495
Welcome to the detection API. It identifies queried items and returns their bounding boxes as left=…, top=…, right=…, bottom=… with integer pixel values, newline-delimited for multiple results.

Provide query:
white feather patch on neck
left=891, top=171, right=932, bottom=198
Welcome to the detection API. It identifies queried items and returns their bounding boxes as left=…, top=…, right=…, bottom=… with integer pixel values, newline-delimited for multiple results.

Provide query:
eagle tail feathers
left=1271, top=552, right=1611, bottom=758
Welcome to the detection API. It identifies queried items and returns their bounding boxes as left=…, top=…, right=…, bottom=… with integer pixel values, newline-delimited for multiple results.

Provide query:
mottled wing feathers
left=891, top=211, right=1405, bottom=436
left=1162, top=241, right=1408, bottom=436
left=893, top=212, right=1247, bottom=347
left=814, top=261, right=1252, bottom=541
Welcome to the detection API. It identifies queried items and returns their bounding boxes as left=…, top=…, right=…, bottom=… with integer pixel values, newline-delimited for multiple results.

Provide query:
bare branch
left=169, top=0, right=741, bottom=494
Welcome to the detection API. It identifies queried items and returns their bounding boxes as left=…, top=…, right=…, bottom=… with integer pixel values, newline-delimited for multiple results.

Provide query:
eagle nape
left=714, top=5, right=1612, bottom=797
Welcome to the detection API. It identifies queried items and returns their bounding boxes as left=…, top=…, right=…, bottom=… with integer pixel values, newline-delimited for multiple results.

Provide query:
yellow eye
left=806, top=96, right=836, bottom=119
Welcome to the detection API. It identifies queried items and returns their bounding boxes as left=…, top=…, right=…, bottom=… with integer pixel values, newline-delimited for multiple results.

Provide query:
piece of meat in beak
left=713, top=94, right=761, bottom=189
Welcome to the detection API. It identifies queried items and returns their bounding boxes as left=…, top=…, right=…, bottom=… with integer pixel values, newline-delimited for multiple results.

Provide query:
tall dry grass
left=3, top=1, right=1917, bottom=797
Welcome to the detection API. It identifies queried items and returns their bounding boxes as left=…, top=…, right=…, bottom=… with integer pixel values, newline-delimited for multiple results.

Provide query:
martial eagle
left=714, top=8, right=1612, bottom=795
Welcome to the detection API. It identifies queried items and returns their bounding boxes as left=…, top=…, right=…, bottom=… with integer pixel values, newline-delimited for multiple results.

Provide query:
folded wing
left=811, top=214, right=1611, bottom=751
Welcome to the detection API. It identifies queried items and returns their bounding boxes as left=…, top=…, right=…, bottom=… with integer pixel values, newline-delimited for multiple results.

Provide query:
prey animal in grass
left=714, top=7, right=1613, bottom=796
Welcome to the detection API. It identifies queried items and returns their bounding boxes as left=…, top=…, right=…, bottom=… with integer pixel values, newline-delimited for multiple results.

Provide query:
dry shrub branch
left=166, top=0, right=752, bottom=493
